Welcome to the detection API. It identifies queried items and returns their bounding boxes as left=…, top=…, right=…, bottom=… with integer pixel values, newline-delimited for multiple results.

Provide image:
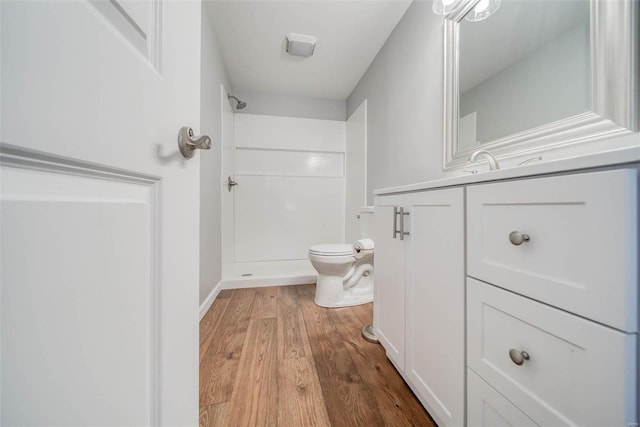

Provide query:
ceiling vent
left=285, top=33, right=317, bottom=57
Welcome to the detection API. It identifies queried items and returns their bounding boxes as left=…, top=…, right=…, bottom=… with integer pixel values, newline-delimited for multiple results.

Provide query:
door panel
left=1, top=161, right=156, bottom=425
left=1, top=0, right=201, bottom=424
left=88, top=0, right=160, bottom=64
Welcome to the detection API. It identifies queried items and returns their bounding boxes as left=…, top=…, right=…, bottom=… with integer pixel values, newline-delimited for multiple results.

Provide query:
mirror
left=459, top=1, right=590, bottom=149
left=443, top=0, right=638, bottom=169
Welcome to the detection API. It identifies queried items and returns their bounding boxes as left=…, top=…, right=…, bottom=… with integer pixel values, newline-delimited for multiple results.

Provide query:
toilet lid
left=308, top=243, right=353, bottom=256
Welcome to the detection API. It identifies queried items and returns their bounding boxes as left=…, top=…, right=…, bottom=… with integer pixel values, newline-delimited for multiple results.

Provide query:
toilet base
left=314, top=293, right=373, bottom=308
left=313, top=274, right=373, bottom=308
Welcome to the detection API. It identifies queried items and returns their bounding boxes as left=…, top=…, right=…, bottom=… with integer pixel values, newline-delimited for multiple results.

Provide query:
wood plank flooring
left=199, top=284, right=435, bottom=427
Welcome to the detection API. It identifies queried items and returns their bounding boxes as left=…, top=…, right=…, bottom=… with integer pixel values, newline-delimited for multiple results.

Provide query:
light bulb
left=474, top=0, right=489, bottom=12
left=465, top=0, right=501, bottom=22
left=433, top=0, right=460, bottom=15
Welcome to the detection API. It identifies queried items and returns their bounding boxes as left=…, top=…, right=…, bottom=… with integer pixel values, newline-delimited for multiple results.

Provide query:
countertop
left=374, top=146, right=640, bottom=196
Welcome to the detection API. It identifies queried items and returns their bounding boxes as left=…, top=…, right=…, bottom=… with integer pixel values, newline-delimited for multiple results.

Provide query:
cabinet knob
left=509, top=348, right=530, bottom=366
left=509, top=231, right=530, bottom=246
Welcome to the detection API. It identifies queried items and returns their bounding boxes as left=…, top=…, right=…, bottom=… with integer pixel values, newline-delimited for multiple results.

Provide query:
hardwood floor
left=199, top=284, right=435, bottom=427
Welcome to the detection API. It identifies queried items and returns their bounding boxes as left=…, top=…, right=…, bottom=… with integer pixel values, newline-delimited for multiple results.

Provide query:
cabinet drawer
left=467, top=369, right=537, bottom=427
left=467, top=169, right=638, bottom=332
left=467, top=278, right=637, bottom=427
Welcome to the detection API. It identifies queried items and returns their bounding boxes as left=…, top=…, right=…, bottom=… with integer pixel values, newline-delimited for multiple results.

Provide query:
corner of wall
left=199, top=280, right=224, bottom=320
left=345, top=1, right=446, bottom=195
left=199, top=3, right=232, bottom=305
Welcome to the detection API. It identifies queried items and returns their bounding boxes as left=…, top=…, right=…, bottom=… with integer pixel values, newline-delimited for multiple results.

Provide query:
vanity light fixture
left=465, top=0, right=501, bottom=22
left=432, top=0, right=462, bottom=15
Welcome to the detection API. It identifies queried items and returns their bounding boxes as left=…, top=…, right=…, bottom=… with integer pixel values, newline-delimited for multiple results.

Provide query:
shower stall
left=220, top=95, right=367, bottom=288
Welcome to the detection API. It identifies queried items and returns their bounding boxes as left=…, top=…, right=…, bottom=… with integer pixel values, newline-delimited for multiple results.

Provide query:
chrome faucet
left=469, top=149, right=500, bottom=170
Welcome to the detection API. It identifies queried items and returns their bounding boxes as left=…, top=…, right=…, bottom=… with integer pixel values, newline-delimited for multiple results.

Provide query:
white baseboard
left=222, top=275, right=316, bottom=290
left=199, top=280, right=224, bottom=321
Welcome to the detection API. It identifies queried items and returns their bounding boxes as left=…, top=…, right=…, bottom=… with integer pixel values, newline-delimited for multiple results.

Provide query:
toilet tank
left=358, top=206, right=374, bottom=239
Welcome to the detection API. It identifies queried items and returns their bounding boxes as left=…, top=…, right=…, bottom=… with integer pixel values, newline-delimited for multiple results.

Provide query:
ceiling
left=204, top=0, right=412, bottom=100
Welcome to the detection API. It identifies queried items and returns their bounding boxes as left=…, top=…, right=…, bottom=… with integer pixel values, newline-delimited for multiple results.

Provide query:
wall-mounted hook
left=178, top=127, right=212, bottom=159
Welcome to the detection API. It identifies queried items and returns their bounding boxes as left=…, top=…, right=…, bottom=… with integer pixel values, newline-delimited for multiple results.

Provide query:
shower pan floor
left=223, top=259, right=317, bottom=289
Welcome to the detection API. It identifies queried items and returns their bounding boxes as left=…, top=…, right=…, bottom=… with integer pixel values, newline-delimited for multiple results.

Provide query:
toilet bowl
left=308, top=207, right=375, bottom=308
left=309, top=243, right=374, bottom=307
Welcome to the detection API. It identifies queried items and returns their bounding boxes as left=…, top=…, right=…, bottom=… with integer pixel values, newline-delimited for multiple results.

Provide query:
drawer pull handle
left=509, top=349, right=530, bottom=366
left=393, top=206, right=400, bottom=239
left=509, top=231, right=530, bottom=246
left=399, top=207, right=410, bottom=241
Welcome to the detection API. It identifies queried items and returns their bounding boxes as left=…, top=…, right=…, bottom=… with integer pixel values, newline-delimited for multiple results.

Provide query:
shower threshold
left=222, top=259, right=317, bottom=289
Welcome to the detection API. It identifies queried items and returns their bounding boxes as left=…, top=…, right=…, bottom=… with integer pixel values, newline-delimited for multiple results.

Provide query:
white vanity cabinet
left=374, top=166, right=638, bottom=427
left=466, top=169, right=638, bottom=427
left=373, top=188, right=465, bottom=427
left=467, top=169, right=638, bottom=332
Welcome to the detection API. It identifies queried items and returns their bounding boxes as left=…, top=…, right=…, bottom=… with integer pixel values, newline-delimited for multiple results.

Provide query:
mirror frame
left=443, top=0, right=639, bottom=169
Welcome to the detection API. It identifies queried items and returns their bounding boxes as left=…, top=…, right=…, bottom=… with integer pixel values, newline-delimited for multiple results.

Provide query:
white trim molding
left=221, top=275, right=316, bottom=290
left=199, top=281, right=224, bottom=321
left=0, top=143, right=161, bottom=425
left=443, top=0, right=639, bottom=169
left=198, top=277, right=317, bottom=321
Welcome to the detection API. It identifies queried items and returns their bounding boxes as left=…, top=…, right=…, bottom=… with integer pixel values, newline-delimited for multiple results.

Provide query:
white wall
left=347, top=1, right=445, bottom=203
left=345, top=100, right=368, bottom=243
left=220, top=85, right=236, bottom=281
left=347, top=1, right=640, bottom=201
left=233, top=114, right=346, bottom=262
left=232, top=90, right=346, bottom=120
left=199, top=5, right=232, bottom=304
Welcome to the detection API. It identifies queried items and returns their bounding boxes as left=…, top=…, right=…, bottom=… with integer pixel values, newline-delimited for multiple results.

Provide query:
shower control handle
left=227, top=176, right=238, bottom=192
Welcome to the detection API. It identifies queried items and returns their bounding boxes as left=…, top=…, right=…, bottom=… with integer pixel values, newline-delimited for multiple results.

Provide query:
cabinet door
left=467, top=369, right=537, bottom=427
left=405, top=188, right=465, bottom=427
left=373, top=196, right=406, bottom=371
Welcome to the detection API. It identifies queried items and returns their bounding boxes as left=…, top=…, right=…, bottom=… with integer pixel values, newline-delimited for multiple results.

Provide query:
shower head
left=227, top=94, right=247, bottom=110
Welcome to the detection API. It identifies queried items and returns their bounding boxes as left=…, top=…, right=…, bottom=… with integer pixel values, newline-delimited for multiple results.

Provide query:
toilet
left=308, top=207, right=374, bottom=308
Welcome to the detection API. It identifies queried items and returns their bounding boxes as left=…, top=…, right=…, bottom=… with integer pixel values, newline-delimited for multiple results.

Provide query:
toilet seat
left=308, top=243, right=353, bottom=257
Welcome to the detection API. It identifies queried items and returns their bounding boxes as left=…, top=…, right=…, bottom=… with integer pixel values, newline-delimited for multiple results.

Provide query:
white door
left=1, top=1, right=202, bottom=425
